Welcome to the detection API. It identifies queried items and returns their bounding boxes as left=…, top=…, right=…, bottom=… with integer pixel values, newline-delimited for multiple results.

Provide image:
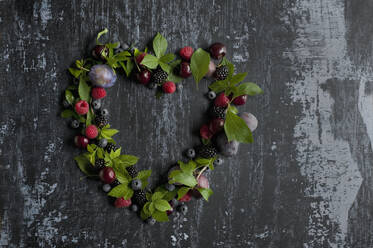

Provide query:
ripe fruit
left=91, top=100, right=101, bottom=110
left=240, top=112, right=258, bottom=132
left=200, top=124, right=213, bottom=140
left=99, top=167, right=116, bottom=184
left=179, top=191, right=192, bottom=202
left=215, top=133, right=239, bottom=157
left=89, top=64, right=117, bottom=88
left=126, top=166, right=138, bottom=178
left=214, top=93, right=230, bottom=107
left=98, top=138, right=108, bottom=148
left=232, top=95, right=247, bottom=106
left=209, top=118, right=225, bottom=134
left=179, top=62, right=192, bottom=78
left=70, top=119, right=80, bottom=129
left=210, top=106, right=227, bottom=119
left=209, top=43, right=227, bottom=59
left=162, top=81, right=176, bottom=94
left=133, top=190, right=147, bottom=207
left=198, top=145, right=218, bottom=158
left=94, top=114, right=108, bottom=128
left=214, top=66, right=228, bottom=80
left=152, top=68, right=168, bottom=84
left=92, top=45, right=108, bottom=60
left=186, top=148, right=196, bottom=159
left=136, top=69, right=151, bottom=85
left=197, top=175, right=209, bottom=189
left=91, top=87, right=107, bottom=99
left=85, top=124, right=98, bottom=139
left=131, top=179, right=142, bottom=190
left=205, top=61, right=216, bottom=78
left=95, top=158, right=106, bottom=170
left=100, top=109, right=109, bottom=116
left=114, top=197, right=132, bottom=208
left=135, top=53, right=146, bottom=65
left=74, top=100, right=89, bottom=115
left=102, top=184, right=111, bottom=193
left=214, top=157, right=224, bottom=166
left=74, top=135, right=89, bottom=148
left=207, top=91, right=216, bottom=100
left=179, top=46, right=194, bottom=61
left=105, top=143, right=117, bottom=153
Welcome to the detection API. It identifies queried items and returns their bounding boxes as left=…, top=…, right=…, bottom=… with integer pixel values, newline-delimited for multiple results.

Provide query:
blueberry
left=63, top=100, right=70, bottom=108
left=170, top=198, right=179, bottom=208
left=146, top=217, right=156, bottom=225
left=177, top=84, right=183, bottom=91
left=178, top=204, right=188, bottom=215
left=98, top=138, right=108, bottom=148
left=165, top=183, right=175, bottom=192
left=131, top=179, right=142, bottom=190
left=214, top=157, right=224, bottom=166
left=102, top=184, right=111, bottom=193
left=147, top=82, right=157, bottom=89
left=186, top=148, right=196, bottom=159
left=207, top=91, right=216, bottom=100
left=92, top=100, right=101, bottom=110
left=70, top=119, right=80, bottom=129
left=130, top=204, right=139, bottom=212
left=100, top=109, right=109, bottom=116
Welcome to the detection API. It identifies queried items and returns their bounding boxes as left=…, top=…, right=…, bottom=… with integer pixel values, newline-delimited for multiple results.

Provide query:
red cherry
left=209, top=43, right=227, bottom=60
left=209, top=118, right=225, bottom=134
left=200, top=124, right=213, bottom=140
left=99, top=167, right=116, bottom=184
left=179, top=191, right=192, bottom=202
left=136, top=53, right=146, bottom=65
left=179, top=62, right=192, bottom=78
left=214, top=93, right=230, bottom=107
left=74, top=135, right=89, bottom=148
left=232, top=95, right=247, bottom=105
left=114, top=197, right=132, bottom=208
left=136, top=69, right=151, bottom=85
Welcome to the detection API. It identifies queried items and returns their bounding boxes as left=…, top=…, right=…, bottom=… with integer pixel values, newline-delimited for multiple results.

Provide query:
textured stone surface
left=0, top=0, right=371, bottom=247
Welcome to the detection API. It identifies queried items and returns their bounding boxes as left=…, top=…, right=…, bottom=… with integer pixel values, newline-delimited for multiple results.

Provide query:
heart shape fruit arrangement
left=61, top=29, right=263, bottom=224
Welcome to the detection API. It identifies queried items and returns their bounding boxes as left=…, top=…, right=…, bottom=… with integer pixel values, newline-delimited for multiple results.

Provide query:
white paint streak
left=287, top=0, right=363, bottom=247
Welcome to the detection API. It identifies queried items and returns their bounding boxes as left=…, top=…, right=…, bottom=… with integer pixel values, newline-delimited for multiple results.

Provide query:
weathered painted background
left=0, top=0, right=372, bottom=247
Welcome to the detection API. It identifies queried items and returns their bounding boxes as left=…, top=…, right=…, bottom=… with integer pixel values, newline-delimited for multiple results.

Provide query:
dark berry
left=99, top=167, right=116, bottom=184
left=74, top=135, right=89, bottom=148
left=133, top=190, right=147, bottom=207
left=95, top=158, right=106, bottom=170
left=232, top=95, right=247, bottom=106
left=179, top=62, right=192, bottom=78
left=92, top=45, right=108, bottom=60
left=98, top=138, right=108, bottom=148
left=105, top=143, right=117, bottom=153
left=178, top=204, right=188, bottom=215
left=126, top=166, right=138, bottom=178
left=136, top=69, right=151, bottom=85
left=131, top=179, right=142, bottom=190
left=207, top=91, right=216, bottom=100
left=214, top=66, right=228, bottom=80
left=92, top=100, right=101, bottom=110
left=210, top=106, right=227, bottom=119
left=102, top=184, right=111, bottom=192
left=165, top=183, right=175, bottom=192
left=146, top=217, right=156, bottom=225
left=198, top=145, right=217, bottom=158
left=209, top=43, right=227, bottom=60
left=110, top=179, right=121, bottom=188
left=186, top=148, right=196, bottom=159
left=214, top=157, right=224, bottom=166
left=94, top=115, right=108, bottom=128
left=136, top=53, right=146, bottom=65
left=70, top=119, right=80, bottom=129
left=152, top=68, right=168, bottom=84
left=100, top=108, right=109, bottom=116
left=209, top=118, right=225, bottom=134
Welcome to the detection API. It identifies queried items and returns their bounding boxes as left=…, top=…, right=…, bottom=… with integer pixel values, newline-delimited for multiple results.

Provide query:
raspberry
left=75, top=100, right=89, bottom=115
left=200, top=124, right=213, bottom=140
left=179, top=191, right=192, bottom=202
left=214, top=92, right=230, bottom=107
left=114, top=197, right=132, bottom=208
left=179, top=46, right=194, bottom=61
left=162, top=81, right=176, bottom=94
left=85, top=125, right=98, bottom=139
left=91, top=87, right=107, bottom=99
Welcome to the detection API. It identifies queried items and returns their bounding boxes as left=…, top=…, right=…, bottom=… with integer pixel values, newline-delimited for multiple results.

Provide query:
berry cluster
left=61, top=29, right=262, bottom=225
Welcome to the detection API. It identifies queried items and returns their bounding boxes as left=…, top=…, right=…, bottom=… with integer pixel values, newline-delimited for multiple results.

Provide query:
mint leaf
left=86, top=108, right=93, bottom=126
left=153, top=33, right=168, bottom=58
left=151, top=192, right=166, bottom=201
left=141, top=54, right=159, bottom=69
left=96, top=28, right=108, bottom=45
left=230, top=72, right=247, bottom=85
left=74, top=154, right=97, bottom=176
left=140, top=208, right=151, bottom=220
left=234, top=82, right=263, bottom=98
left=154, top=199, right=171, bottom=211
left=101, top=128, right=119, bottom=138
left=177, top=187, right=190, bottom=200
left=68, top=68, right=82, bottom=78
left=224, top=106, right=253, bottom=143
left=169, top=172, right=197, bottom=187
left=209, top=80, right=229, bottom=93
left=152, top=210, right=169, bottom=222
left=108, top=184, right=133, bottom=199
left=118, top=154, right=138, bottom=166
left=136, top=170, right=151, bottom=180
left=166, top=59, right=183, bottom=83
left=178, top=160, right=196, bottom=174
left=61, top=109, right=74, bottom=118
left=65, top=90, right=74, bottom=104
left=78, top=77, right=91, bottom=101
left=197, top=188, right=213, bottom=201
left=158, top=62, right=171, bottom=74
left=190, top=48, right=210, bottom=85
left=159, top=53, right=175, bottom=64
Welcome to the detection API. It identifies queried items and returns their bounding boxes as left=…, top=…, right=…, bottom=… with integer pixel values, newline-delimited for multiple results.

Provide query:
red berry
left=74, top=135, right=89, bottom=148
left=209, top=43, right=227, bottom=60
left=92, top=45, right=108, bottom=60
left=162, top=81, right=176, bottom=94
left=179, top=46, right=194, bottom=61
left=200, top=124, right=213, bottom=140
left=179, top=191, right=192, bottom=202
left=85, top=125, right=98, bottom=139
left=209, top=118, right=225, bottom=134
left=136, top=69, right=151, bottom=85
left=232, top=95, right=247, bottom=106
left=179, top=62, right=192, bottom=78
left=99, top=167, right=116, bottom=184
left=74, top=100, right=89, bottom=115
left=214, top=93, right=229, bottom=107
left=91, top=87, right=107, bottom=99
left=114, top=197, right=132, bottom=208
left=136, top=53, right=146, bottom=65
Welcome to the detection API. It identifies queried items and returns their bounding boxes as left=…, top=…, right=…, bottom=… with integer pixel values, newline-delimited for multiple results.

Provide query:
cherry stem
left=197, top=166, right=208, bottom=180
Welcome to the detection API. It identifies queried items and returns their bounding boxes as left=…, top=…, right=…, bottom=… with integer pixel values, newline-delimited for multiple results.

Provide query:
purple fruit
left=239, top=112, right=258, bottom=132
left=209, top=43, right=227, bottom=60
left=215, top=133, right=239, bottom=157
left=88, top=64, right=117, bottom=88
left=205, top=61, right=216, bottom=78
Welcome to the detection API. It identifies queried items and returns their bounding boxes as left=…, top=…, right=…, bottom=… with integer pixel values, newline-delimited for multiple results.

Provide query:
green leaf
left=177, top=187, right=190, bottom=200
left=141, top=54, right=159, bottom=69
left=153, top=32, right=168, bottom=58
left=234, top=82, right=263, bottom=98
left=154, top=199, right=171, bottom=211
left=118, top=155, right=139, bottom=166
left=152, top=210, right=169, bottom=222
left=197, top=188, right=213, bottom=201
left=61, top=109, right=74, bottom=118
left=108, top=184, right=134, bottom=199
left=159, top=53, right=175, bottom=64
left=96, top=28, right=108, bottom=45
left=86, top=108, right=93, bottom=126
left=224, top=107, right=253, bottom=143
left=169, top=172, right=197, bottom=187
left=68, top=68, right=82, bottom=78
left=136, top=170, right=152, bottom=180
left=178, top=160, right=196, bottom=174
left=74, top=154, right=97, bottom=176
left=65, top=90, right=74, bottom=104
left=78, top=77, right=91, bottom=101
left=209, top=80, right=229, bottom=93
left=158, top=62, right=171, bottom=74
left=229, top=105, right=239, bottom=114
left=101, top=128, right=119, bottom=138
left=230, top=72, right=247, bottom=85
left=140, top=208, right=151, bottom=220
left=151, top=192, right=166, bottom=201
left=148, top=202, right=155, bottom=214
left=166, top=59, right=182, bottom=83
left=190, top=48, right=210, bottom=85
left=119, top=59, right=134, bottom=77
left=110, top=148, right=121, bottom=159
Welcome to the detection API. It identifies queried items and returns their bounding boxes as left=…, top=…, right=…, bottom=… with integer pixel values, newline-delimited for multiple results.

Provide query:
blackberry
left=105, top=143, right=117, bottom=153
left=95, top=158, right=106, bottom=170
left=126, top=166, right=138, bottom=178
left=95, top=115, right=108, bottom=128
left=152, top=68, right=168, bottom=84
left=215, top=66, right=228, bottom=80
left=210, top=106, right=227, bottom=119
left=110, top=179, right=120, bottom=188
left=133, top=190, right=147, bottom=207
left=198, top=145, right=217, bottom=158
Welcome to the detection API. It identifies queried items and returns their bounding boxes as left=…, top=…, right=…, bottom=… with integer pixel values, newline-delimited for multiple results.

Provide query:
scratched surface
left=0, top=0, right=372, bottom=247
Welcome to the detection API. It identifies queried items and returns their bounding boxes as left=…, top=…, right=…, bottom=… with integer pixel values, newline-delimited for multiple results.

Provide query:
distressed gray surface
left=0, top=0, right=371, bottom=247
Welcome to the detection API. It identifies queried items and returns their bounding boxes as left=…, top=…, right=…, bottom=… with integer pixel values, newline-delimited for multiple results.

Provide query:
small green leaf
left=158, top=62, right=171, bottom=74
left=151, top=192, right=166, bottom=201
left=136, top=170, right=151, bottom=180
left=234, top=82, right=263, bottom=98
left=177, top=187, right=190, bottom=200
left=224, top=107, right=253, bottom=143
left=141, top=54, right=159, bottom=69
left=108, top=184, right=133, bottom=199
left=140, top=208, right=151, bottom=220
left=170, top=172, right=197, bottom=187
left=61, top=109, right=74, bottom=118
left=230, top=72, right=247, bottom=85
left=148, top=202, right=155, bottom=214
left=190, top=48, right=210, bottom=85
left=101, top=128, right=119, bottom=138
left=159, top=53, right=175, bottom=64
left=65, top=90, right=74, bottom=104
left=152, top=210, right=169, bottom=222
left=153, top=32, right=168, bottom=58
left=154, top=199, right=171, bottom=211
left=74, top=154, right=97, bottom=176
left=86, top=108, right=93, bottom=126
left=78, top=77, right=91, bottom=101
left=118, top=155, right=139, bottom=166
left=96, top=28, right=108, bottom=45
left=197, top=188, right=213, bottom=201
left=209, top=80, right=229, bottom=93
left=68, top=68, right=82, bottom=78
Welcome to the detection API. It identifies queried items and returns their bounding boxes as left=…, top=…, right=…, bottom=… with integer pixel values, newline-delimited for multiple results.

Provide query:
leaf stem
left=196, top=166, right=208, bottom=180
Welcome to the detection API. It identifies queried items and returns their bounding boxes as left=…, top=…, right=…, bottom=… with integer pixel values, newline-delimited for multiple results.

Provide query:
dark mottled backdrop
left=0, top=0, right=372, bottom=247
